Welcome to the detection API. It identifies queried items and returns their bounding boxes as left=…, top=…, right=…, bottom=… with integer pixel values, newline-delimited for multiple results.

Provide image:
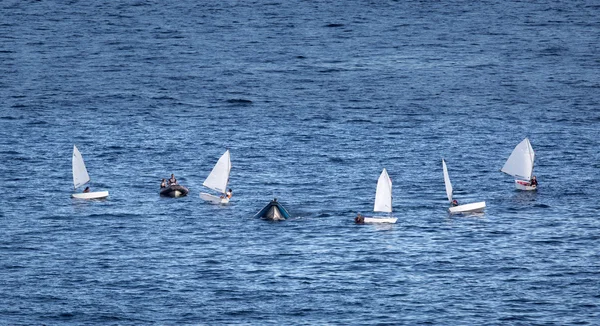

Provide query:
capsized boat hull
left=363, top=217, right=397, bottom=224
left=160, top=185, right=189, bottom=197
left=515, top=180, right=537, bottom=191
left=72, top=191, right=109, bottom=200
left=449, top=201, right=486, bottom=214
left=200, top=192, right=230, bottom=205
left=254, top=199, right=291, bottom=221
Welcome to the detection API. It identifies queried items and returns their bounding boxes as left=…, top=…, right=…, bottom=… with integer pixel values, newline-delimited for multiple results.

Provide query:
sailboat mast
left=527, top=139, right=534, bottom=179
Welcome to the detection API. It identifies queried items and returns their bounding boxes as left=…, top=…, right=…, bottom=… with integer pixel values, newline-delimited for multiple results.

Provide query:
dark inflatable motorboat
left=160, top=184, right=189, bottom=198
left=254, top=198, right=291, bottom=221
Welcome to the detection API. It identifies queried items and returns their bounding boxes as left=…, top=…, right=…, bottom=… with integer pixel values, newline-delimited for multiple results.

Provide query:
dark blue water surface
left=1, top=1, right=600, bottom=324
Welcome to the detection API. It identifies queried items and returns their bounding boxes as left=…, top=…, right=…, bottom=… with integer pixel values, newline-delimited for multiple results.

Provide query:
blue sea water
left=1, top=0, right=600, bottom=324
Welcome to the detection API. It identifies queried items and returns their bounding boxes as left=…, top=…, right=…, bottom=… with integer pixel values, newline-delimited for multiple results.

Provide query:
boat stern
left=515, top=180, right=537, bottom=191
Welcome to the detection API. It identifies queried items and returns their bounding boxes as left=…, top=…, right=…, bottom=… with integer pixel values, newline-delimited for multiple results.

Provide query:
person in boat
left=355, top=213, right=365, bottom=224
left=160, top=179, right=167, bottom=188
left=530, top=176, right=538, bottom=187
left=83, top=186, right=90, bottom=193
left=168, top=174, right=177, bottom=185
left=222, top=188, right=233, bottom=199
left=451, top=199, right=459, bottom=206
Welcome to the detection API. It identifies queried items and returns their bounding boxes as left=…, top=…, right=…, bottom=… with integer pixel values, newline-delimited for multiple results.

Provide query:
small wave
left=85, top=213, right=143, bottom=219
left=27, top=120, right=48, bottom=125
left=318, top=68, right=344, bottom=73
left=539, top=46, right=568, bottom=56
left=166, top=75, right=198, bottom=81
left=58, top=312, right=75, bottom=318
left=131, top=1, right=152, bottom=6
left=496, top=266, right=532, bottom=273
left=529, top=239, right=565, bottom=245
left=533, top=203, right=551, bottom=208
left=226, top=99, right=253, bottom=104
left=151, top=95, right=176, bottom=100
left=0, top=115, right=20, bottom=120
left=325, top=23, right=344, bottom=28
left=345, top=118, right=372, bottom=123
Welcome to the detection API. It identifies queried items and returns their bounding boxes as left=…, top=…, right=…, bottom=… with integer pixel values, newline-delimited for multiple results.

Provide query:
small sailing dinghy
left=442, top=159, right=485, bottom=214
left=501, top=138, right=537, bottom=190
left=254, top=198, right=291, bottom=221
left=71, top=145, right=109, bottom=199
left=199, top=149, right=232, bottom=204
left=358, top=168, right=397, bottom=224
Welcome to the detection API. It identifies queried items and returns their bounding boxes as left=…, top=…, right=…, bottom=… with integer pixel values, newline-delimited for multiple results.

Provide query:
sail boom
left=501, top=170, right=531, bottom=181
left=204, top=185, right=225, bottom=194
left=73, top=179, right=89, bottom=189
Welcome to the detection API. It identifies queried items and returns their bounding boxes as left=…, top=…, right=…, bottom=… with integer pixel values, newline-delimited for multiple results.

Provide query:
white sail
left=501, top=138, right=535, bottom=180
left=374, top=168, right=392, bottom=213
left=203, top=149, right=231, bottom=194
left=72, top=145, right=90, bottom=189
left=442, top=159, right=453, bottom=203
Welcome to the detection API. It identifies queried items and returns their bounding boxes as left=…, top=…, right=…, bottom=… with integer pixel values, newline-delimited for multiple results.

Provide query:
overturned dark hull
left=254, top=199, right=291, bottom=221
left=160, top=185, right=189, bottom=198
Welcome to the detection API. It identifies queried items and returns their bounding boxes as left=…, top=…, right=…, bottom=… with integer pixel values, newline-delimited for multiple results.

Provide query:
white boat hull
left=363, top=217, right=397, bottom=224
left=72, top=191, right=109, bottom=200
left=515, top=180, right=537, bottom=191
left=449, top=201, right=486, bottom=214
left=200, top=192, right=230, bottom=205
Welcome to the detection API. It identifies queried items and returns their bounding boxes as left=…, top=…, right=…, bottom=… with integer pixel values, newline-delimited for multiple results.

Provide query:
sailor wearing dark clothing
left=530, top=176, right=538, bottom=187
left=168, top=174, right=177, bottom=185
left=355, top=213, right=365, bottom=224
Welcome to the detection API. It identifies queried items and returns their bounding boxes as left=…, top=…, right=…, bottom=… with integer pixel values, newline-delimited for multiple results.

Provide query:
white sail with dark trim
left=72, top=145, right=90, bottom=189
left=442, top=159, right=453, bottom=203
